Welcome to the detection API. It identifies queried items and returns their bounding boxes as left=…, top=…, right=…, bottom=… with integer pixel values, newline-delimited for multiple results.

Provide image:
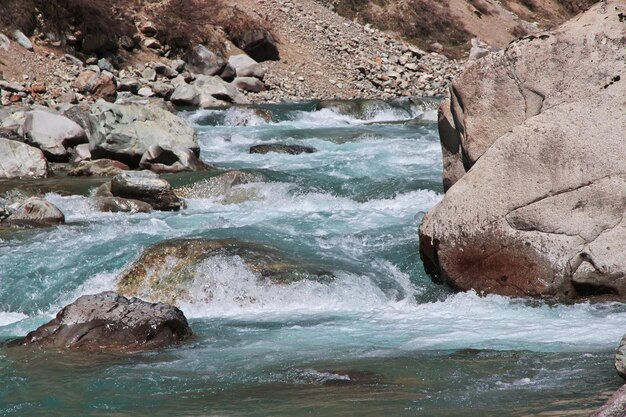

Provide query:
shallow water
left=0, top=99, right=622, bottom=416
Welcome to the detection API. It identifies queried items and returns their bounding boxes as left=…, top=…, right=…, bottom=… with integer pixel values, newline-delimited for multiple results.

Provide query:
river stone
left=233, top=77, right=266, bottom=93
left=117, top=239, right=334, bottom=305
left=6, top=197, right=65, bottom=227
left=139, top=145, right=213, bottom=173
left=0, top=138, right=48, bottom=179
left=73, top=70, right=117, bottom=102
left=228, top=54, right=266, bottom=79
left=71, top=143, right=92, bottom=163
left=87, top=102, right=198, bottom=167
left=110, top=170, right=183, bottom=211
left=185, top=45, right=226, bottom=76
left=175, top=170, right=264, bottom=204
left=94, top=196, right=152, bottom=214
left=249, top=144, right=316, bottom=155
left=68, top=159, right=129, bottom=177
left=419, top=1, right=626, bottom=300
left=7, top=292, right=192, bottom=352
left=12, top=30, right=33, bottom=51
left=170, top=84, right=200, bottom=107
left=192, top=75, right=249, bottom=108
left=22, top=110, right=88, bottom=161
left=591, top=385, right=626, bottom=417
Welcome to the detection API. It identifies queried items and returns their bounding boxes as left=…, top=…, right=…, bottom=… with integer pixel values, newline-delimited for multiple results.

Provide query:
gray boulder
left=6, top=197, right=65, bottom=227
left=192, top=75, right=249, bottom=108
left=0, top=138, right=48, bottom=179
left=8, top=292, right=192, bottom=352
left=591, top=385, right=626, bottom=417
left=12, top=30, right=33, bottom=51
left=228, top=54, right=266, bottom=79
left=233, top=77, right=266, bottom=93
left=170, top=84, right=200, bottom=107
left=419, top=0, right=626, bottom=300
left=110, top=170, right=183, bottom=211
left=139, top=145, right=214, bottom=173
left=94, top=197, right=152, bottom=214
left=185, top=45, right=226, bottom=76
left=22, top=110, right=88, bottom=161
left=0, top=33, right=10, bottom=51
left=88, top=102, right=198, bottom=167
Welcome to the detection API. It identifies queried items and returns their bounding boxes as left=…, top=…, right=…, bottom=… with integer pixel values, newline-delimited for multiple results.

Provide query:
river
left=0, top=99, right=623, bottom=416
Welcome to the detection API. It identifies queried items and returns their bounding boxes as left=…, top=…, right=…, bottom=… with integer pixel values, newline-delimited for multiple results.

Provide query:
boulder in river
left=5, top=197, right=65, bottom=227
left=139, top=145, right=214, bottom=174
left=191, top=75, right=250, bottom=108
left=117, top=238, right=334, bottom=305
left=68, top=159, right=129, bottom=177
left=419, top=0, right=626, bottom=300
left=22, top=110, right=88, bottom=162
left=110, top=170, right=183, bottom=211
left=7, top=292, right=192, bottom=352
left=170, top=84, right=200, bottom=107
left=175, top=170, right=264, bottom=204
left=0, top=138, right=49, bottom=179
left=88, top=102, right=199, bottom=168
left=590, top=385, right=626, bottom=417
left=250, top=144, right=316, bottom=155
left=94, top=197, right=152, bottom=214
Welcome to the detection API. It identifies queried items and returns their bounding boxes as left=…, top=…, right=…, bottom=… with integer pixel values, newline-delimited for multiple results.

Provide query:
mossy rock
left=118, top=239, right=334, bottom=305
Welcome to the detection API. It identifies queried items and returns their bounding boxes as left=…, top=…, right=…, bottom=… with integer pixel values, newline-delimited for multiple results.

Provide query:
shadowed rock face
left=8, top=292, right=192, bottom=352
left=419, top=0, right=626, bottom=300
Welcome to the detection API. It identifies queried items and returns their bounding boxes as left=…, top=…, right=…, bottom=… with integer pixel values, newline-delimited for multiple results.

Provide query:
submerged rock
left=175, top=170, right=263, bottom=204
left=110, top=170, right=183, bottom=212
left=117, top=238, right=334, bottom=305
left=93, top=197, right=152, bottom=214
left=591, top=385, right=626, bottom=417
left=0, top=138, right=49, bottom=179
left=8, top=292, right=192, bottom=352
left=250, top=144, right=316, bottom=155
left=5, top=197, right=65, bottom=227
left=419, top=1, right=626, bottom=300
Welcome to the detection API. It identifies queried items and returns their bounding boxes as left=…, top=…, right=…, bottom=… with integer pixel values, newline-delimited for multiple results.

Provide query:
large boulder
left=228, top=54, right=266, bottom=79
left=139, top=145, right=214, bottom=173
left=0, top=138, right=48, bottom=179
left=591, top=385, right=626, bottom=417
left=110, top=170, right=183, bottom=211
left=419, top=1, right=626, bottom=300
left=231, top=28, right=279, bottom=62
left=7, top=292, right=192, bottom=352
left=184, top=45, right=226, bottom=76
left=88, top=102, right=199, bottom=168
left=5, top=197, right=65, bottom=227
left=22, top=110, right=88, bottom=161
left=73, top=70, right=117, bottom=102
left=191, top=75, right=249, bottom=108
left=117, top=238, right=334, bottom=305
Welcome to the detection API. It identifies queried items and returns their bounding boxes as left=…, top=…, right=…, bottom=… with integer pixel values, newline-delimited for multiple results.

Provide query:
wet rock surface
left=110, top=170, right=183, bottom=212
left=250, top=144, right=317, bottom=155
left=419, top=0, right=626, bottom=300
left=117, top=238, right=335, bottom=305
left=5, top=197, right=65, bottom=228
left=7, top=292, right=192, bottom=352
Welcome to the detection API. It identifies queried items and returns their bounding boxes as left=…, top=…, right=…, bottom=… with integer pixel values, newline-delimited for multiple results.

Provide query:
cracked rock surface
left=419, top=0, right=626, bottom=300
left=7, top=292, right=192, bottom=352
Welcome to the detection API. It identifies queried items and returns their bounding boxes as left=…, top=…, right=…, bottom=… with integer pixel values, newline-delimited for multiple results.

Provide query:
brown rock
left=7, top=292, right=192, bottom=352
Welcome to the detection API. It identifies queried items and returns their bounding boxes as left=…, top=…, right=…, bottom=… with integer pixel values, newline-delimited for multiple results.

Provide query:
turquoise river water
left=0, top=100, right=624, bottom=416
